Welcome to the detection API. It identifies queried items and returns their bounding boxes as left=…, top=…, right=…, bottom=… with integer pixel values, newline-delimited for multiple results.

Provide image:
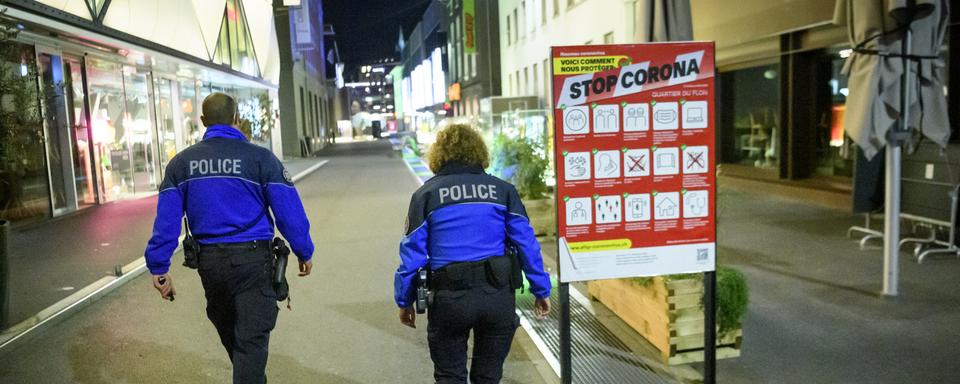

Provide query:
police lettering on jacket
left=189, top=158, right=242, bottom=176
left=438, top=184, right=497, bottom=203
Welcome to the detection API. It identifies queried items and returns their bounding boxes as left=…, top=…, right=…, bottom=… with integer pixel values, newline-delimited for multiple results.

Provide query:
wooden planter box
left=522, top=197, right=556, bottom=236
left=587, top=277, right=741, bottom=365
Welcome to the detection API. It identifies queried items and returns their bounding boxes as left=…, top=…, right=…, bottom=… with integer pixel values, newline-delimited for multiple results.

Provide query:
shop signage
left=463, top=0, right=476, bottom=54
left=448, top=82, right=461, bottom=101
left=552, top=42, right=717, bottom=282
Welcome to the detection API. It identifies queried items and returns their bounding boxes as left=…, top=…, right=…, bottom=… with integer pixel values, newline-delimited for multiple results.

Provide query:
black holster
left=182, top=235, right=200, bottom=269
left=415, top=269, right=429, bottom=314
left=271, top=238, right=290, bottom=302
left=484, top=256, right=514, bottom=289
left=505, top=240, right=524, bottom=293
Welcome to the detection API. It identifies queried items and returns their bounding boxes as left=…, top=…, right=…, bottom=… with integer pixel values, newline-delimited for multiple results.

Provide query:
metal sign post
left=0, top=219, right=9, bottom=329
left=704, top=270, right=716, bottom=384
left=559, top=282, right=572, bottom=384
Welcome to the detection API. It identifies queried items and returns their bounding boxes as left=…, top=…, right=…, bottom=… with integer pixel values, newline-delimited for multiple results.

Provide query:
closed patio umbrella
left=638, top=0, right=693, bottom=42
left=834, top=0, right=951, bottom=295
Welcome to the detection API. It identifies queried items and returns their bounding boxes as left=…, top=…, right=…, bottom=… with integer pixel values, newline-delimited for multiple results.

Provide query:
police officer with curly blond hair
left=394, top=124, right=552, bottom=384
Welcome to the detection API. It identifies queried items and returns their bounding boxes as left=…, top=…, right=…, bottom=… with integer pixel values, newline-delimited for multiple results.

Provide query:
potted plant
left=587, top=265, right=748, bottom=365
left=489, top=134, right=554, bottom=235
left=0, top=19, right=43, bottom=218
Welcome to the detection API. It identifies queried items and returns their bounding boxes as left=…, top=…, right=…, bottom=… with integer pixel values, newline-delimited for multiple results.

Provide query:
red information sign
left=552, top=42, right=717, bottom=282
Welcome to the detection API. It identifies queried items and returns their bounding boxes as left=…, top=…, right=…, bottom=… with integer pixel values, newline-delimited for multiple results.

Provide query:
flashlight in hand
left=158, top=276, right=175, bottom=301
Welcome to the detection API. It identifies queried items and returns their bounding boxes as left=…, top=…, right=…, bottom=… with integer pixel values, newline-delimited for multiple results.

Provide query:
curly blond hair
left=427, top=124, right=490, bottom=173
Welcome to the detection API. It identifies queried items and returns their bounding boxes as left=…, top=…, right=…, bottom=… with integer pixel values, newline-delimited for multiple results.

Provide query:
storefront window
left=37, top=52, right=73, bottom=215
left=179, top=80, right=201, bottom=146
left=814, top=49, right=855, bottom=177
left=86, top=58, right=123, bottom=201
left=0, top=42, right=48, bottom=221
left=122, top=66, right=159, bottom=196
left=86, top=58, right=155, bottom=202
left=65, top=57, right=96, bottom=207
left=212, top=0, right=261, bottom=77
left=154, top=77, right=176, bottom=170
left=233, top=87, right=272, bottom=149
left=719, top=64, right=780, bottom=169
left=195, top=83, right=273, bottom=149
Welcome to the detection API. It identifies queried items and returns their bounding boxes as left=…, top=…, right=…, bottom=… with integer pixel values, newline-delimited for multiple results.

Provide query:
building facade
left=275, top=0, right=337, bottom=157
left=498, top=0, right=634, bottom=105
left=445, top=0, right=501, bottom=118
left=0, top=0, right=283, bottom=222
left=693, top=0, right=955, bottom=182
left=395, top=0, right=449, bottom=134
left=496, top=0, right=956, bottom=190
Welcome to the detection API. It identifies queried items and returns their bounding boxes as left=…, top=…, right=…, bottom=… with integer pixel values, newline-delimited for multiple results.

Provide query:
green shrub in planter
left=402, top=135, right=422, bottom=157
left=489, top=134, right=548, bottom=199
left=629, top=265, right=749, bottom=337
left=489, top=134, right=516, bottom=178
left=716, top=265, right=749, bottom=335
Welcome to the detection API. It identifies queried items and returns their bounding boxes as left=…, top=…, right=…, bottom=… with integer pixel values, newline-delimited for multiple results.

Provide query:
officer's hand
left=298, top=260, right=313, bottom=277
left=152, top=274, right=176, bottom=301
left=534, top=297, right=551, bottom=320
left=398, top=307, right=416, bottom=328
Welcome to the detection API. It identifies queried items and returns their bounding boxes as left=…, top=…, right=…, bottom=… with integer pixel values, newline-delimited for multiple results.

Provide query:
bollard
left=0, top=219, right=9, bottom=330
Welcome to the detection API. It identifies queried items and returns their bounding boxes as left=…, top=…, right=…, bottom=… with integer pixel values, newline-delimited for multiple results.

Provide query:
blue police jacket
left=144, top=125, right=313, bottom=275
left=394, top=162, right=552, bottom=308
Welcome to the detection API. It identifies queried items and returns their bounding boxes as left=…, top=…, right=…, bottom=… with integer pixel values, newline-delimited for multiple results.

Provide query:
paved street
left=0, top=141, right=548, bottom=383
left=4, top=140, right=959, bottom=384
left=710, top=185, right=960, bottom=384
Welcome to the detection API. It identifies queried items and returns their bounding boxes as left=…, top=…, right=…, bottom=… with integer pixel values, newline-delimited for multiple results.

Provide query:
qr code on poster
left=697, top=248, right=709, bottom=262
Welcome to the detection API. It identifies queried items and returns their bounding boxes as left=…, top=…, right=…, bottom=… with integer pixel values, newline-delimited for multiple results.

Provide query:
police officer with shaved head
left=145, top=93, right=314, bottom=384
left=395, top=124, right=552, bottom=384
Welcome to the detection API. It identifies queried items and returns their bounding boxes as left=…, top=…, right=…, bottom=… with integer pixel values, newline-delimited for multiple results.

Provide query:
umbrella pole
left=883, top=133, right=902, bottom=296
left=883, top=27, right=913, bottom=296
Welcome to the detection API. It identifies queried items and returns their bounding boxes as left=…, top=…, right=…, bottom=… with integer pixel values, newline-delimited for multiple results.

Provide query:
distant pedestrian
left=144, top=93, right=314, bottom=384
left=394, top=124, right=552, bottom=384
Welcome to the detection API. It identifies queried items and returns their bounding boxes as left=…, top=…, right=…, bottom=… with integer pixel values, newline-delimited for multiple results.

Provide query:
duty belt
left=199, top=239, right=271, bottom=250
left=430, top=255, right=512, bottom=291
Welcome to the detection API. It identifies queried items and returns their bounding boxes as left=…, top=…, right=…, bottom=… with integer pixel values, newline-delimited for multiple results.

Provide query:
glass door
left=86, top=57, right=129, bottom=202
left=36, top=47, right=78, bottom=216
left=154, top=77, right=177, bottom=171
left=64, top=55, right=97, bottom=207
left=121, top=66, right=159, bottom=197
left=179, top=79, right=201, bottom=146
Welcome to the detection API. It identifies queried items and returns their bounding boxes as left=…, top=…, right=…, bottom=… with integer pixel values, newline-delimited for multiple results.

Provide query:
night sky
left=323, top=0, right=431, bottom=66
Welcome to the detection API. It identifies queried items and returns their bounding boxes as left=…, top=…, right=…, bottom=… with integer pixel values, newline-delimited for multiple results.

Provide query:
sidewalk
left=708, top=187, right=960, bottom=383
left=2, top=158, right=326, bottom=329
left=540, top=181, right=960, bottom=383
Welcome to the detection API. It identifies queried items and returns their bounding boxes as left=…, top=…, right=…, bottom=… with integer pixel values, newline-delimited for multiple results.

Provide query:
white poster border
left=558, top=237, right=716, bottom=283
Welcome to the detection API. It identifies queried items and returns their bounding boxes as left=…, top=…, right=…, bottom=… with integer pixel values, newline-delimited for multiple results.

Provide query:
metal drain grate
left=517, top=290, right=678, bottom=384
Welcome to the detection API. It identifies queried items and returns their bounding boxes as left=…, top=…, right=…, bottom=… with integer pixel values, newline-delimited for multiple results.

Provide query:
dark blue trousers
left=427, top=284, right=520, bottom=384
left=197, top=242, right=278, bottom=384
